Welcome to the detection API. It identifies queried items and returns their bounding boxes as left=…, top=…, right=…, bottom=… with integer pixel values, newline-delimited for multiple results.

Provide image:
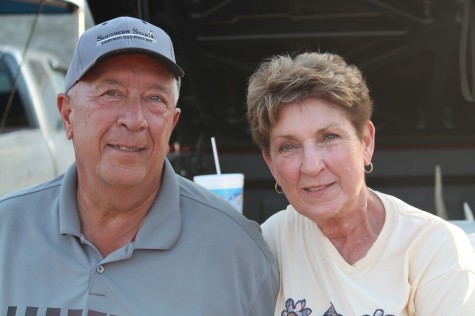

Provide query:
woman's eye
left=323, top=133, right=338, bottom=141
left=279, top=144, right=296, bottom=152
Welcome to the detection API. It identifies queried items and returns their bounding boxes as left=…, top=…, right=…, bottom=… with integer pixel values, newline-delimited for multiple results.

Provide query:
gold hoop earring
left=364, top=162, right=374, bottom=174
left=274, top=182, right=284, bottom=194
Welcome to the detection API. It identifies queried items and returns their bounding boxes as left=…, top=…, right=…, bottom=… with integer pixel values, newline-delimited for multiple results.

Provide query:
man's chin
left=100, top=166, right=148, bottom=188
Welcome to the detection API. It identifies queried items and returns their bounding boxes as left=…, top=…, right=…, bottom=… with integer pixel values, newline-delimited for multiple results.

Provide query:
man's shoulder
left=0, top=175, right=63, bottom=208
left=176, top=175, right=275, bottom=260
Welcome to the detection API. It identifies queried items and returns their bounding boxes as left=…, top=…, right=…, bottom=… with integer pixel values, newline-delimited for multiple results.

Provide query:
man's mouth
left=111, top=145, right=143, bottom=152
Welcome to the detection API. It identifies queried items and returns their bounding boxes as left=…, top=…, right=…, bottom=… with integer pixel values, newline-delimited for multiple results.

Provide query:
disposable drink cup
left=193, top=173, right=244, bottom=213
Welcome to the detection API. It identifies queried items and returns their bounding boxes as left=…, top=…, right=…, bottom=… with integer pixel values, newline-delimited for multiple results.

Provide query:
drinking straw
left=211, top=137, right=221, bottom=174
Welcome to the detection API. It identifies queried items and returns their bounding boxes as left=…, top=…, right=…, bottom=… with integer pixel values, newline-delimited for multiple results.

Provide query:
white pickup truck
left=0, top=45, right=75, bottom=196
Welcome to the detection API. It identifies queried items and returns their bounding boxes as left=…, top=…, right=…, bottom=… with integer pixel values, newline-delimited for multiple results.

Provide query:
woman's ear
left=363, top=121, right=376, bottom=165
left=262, top=149, right=279, bottom=183
left=57, top=93, right=73, bottom=140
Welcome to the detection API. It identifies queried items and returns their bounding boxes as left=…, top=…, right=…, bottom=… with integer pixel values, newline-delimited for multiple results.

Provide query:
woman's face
left=263, top=98, right=375, bottom=223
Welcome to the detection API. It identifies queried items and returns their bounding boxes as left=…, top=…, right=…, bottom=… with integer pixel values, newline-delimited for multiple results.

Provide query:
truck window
left=0, top=60, right=29, bottom=133
left=28, top=58, right=65, bottom=131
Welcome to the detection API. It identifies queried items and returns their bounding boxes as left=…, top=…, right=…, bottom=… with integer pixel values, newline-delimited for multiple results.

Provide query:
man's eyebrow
left=96, top=79, right=171, bottom=91
left=90, top=78, right=174, bottom=99
left=95, top=78, right=123, bottom=87
left=149, top=83, right=173, bottom=94
left=86, top=78, right=122, bottom=92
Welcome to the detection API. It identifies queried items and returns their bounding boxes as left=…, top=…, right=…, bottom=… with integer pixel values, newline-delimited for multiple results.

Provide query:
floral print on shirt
left=281, top=298, right=312, bottom=316
left=281, top=299, right=394, bottom=316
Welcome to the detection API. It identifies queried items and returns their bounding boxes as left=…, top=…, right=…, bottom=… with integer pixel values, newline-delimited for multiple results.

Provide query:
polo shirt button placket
left=96, top=265, right=105, bottom=274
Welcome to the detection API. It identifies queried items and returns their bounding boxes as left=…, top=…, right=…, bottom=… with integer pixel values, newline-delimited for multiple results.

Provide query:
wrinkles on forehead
left=90, top=77, right=174, bottom=95
left=70, top=53, right=179, bottom=104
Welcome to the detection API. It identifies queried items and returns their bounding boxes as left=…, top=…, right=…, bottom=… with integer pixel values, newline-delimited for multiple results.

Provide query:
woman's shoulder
left=261, top=205, right=317, bottom=244
left=372, top=189, right=443, bottom=223
left=261, top=205, right=304, bottom=231
left=374, top=190, right=475, bottom=266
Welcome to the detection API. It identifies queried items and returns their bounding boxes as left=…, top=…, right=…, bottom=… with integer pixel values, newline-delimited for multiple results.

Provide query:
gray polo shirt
left=0, top=159, right=278, bottom=315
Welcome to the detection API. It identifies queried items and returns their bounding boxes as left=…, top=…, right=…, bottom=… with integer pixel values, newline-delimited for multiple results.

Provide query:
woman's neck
left=317, top=190, right=385, bottom=265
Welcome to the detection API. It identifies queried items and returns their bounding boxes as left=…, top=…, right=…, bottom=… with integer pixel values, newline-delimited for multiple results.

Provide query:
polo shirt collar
left=59, top=159, right=182, bottom=250
left=134, top=159, right=181, bottom=250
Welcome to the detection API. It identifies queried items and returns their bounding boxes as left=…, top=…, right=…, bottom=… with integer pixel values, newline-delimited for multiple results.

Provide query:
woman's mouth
left=304, top=183, right=333, bottom=192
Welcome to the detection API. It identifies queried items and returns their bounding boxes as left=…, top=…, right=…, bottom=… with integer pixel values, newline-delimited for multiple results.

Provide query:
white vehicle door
left=0, top=130, right=55, bottom=195
left=0, top=55, right=57, bottom=196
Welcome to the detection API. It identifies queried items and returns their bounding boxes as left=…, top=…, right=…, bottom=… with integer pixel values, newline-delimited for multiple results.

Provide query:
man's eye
left=150, top=95, right=163, bottom=102
left=105, top=90, right=119, bottom=97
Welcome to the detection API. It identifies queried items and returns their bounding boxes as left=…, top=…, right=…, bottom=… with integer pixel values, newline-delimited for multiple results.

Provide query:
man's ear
left=57, top=93, right=73, bottom=140
left=172, top=107, right=181, bottom=128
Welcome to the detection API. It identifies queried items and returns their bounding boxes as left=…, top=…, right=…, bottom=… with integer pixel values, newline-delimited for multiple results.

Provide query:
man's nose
left=117, top=98, right=148, bottom=131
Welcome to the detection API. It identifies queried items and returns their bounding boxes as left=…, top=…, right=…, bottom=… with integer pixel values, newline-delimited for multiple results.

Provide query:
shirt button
left=96, top=265, right=105, bottom=274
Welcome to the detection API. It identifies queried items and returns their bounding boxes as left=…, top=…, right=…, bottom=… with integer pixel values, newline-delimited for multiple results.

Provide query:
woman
left=246, top=51, right=475, bottom=315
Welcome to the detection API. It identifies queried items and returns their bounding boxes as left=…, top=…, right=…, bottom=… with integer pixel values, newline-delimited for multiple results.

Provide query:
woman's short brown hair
left=246, top=51, right=373, bottom=152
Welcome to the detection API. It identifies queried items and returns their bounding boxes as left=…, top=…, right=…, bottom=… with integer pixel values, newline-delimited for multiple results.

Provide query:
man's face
left=58, top=53, right=180, bottom=189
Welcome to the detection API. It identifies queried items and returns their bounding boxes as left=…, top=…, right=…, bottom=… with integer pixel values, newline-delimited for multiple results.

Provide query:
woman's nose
left=300, top=145, right=324, bottom=175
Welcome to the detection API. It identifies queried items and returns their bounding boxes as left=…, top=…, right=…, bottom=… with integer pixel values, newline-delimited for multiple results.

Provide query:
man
left=0, top=16, right=278, bottom=315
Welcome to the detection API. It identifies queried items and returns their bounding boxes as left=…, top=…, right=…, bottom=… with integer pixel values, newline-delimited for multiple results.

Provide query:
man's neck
left=76, top=182, right=158, bottom=257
